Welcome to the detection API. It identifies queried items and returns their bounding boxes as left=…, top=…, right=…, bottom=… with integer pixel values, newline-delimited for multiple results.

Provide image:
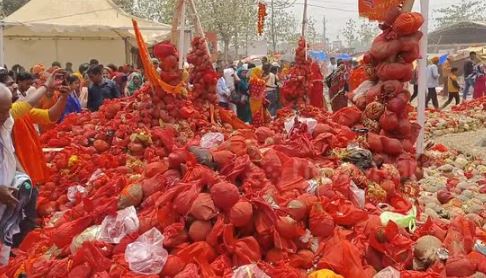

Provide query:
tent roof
left=429, top=21, right=486, bottom=45
left=2, top=0, right=171, bottom=44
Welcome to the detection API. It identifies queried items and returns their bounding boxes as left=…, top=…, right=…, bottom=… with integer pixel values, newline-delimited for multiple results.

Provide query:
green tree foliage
left=0, top=0, right=29, bottom=18
left=434, top=0, right=486, bottom=29
left=340, top=18, right=378, bottom=49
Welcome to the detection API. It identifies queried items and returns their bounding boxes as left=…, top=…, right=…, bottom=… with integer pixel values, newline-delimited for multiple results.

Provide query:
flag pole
left=416, top=0, right=429, bottom=155
left=0, top=21, right=5, bottom=67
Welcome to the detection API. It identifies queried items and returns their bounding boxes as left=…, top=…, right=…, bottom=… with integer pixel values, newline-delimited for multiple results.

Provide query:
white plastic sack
left=350, top=181, right=365, bottom=209
left=232, top=264, right=270, bottom=278
left=70, top=225, right=101, bottom=254
left=67, top=185, right=87, bottom=202
left=373, top=266, right=400, bottom=278
left=352, top=80, right=375, bottom=103
left=99, top=206, right=139, bottom=244
left=125, top=227, right=168, bottom=275
left=200, top=132, right=225, bottom=148
left=284, top=116, right=317, bottom=136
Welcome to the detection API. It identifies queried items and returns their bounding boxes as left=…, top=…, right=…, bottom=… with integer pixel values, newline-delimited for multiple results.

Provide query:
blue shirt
left=87, top=79, right=121, bottom=111
left=60, top=92, right=82, bottom=122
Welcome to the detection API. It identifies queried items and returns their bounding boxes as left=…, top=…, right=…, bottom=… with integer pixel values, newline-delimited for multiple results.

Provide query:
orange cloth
left=358, top=0, right=401, bottom=21
left=12, top=116, right=50, bottom=185
left=37, top=92, right=59, bottom=133
left=10, top=101, right=51, bottom=185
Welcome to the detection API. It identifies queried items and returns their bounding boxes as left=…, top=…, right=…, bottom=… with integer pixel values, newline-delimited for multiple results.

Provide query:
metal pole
left=0, top=22, right=5, bottom=68
left=322, top=16, right=326, bottom=50
left=179, top=0, right=186, bottom=70
left=416, top=0, right=429, bottom=155
left=271, top=0, right=276, bottom=53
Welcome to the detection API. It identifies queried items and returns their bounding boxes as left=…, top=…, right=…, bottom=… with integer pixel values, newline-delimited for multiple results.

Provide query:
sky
left=286, top=0, right=457, bottom=41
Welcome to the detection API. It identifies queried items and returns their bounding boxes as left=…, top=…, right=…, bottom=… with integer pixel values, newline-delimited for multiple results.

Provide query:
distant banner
left=358, top=0, right=402, bottom=21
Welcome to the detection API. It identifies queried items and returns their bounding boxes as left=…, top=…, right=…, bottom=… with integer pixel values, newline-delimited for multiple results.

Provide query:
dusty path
left=433, top=128, right=486, bottom=160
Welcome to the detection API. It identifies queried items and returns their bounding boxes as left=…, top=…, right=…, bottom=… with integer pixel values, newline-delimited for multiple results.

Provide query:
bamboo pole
left=301, top=0, right=308, bottom=37
left=187, top=0, right=210, bottom=56
left=416, top=0, right=429, bottom=156
left=402, top=0, right=415, bottom=12
left=179, top=0, right=186, bottom=69
left=171, top=0, right=184, bottom=45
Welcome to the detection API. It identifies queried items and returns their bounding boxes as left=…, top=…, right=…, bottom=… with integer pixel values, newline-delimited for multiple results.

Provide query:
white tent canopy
left=1, top=0, right=171, bottom=68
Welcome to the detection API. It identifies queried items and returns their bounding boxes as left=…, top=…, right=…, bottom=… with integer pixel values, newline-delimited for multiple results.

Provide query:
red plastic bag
left=316, top=232, right=368, bottom=278
left=369, top=221, right=414, bottom=270
left=370, top=33, right=401, bottom=61
left=309, top=203, right=335, bottom=238
left=173, top=183, right=200, bottom=215
left=445, top=255, right=476, bottom=277
left=50, top=215, right=93, bottom=248
left=376, top=62, right=414, bottom=82
left=332, top=107, right=362, bottom=127
left=72, top=241, right=112, bottom=273
left=393, top=12, right=424, bottom=36
left=443, top=216, right=476, bottom=256
left=174, top=263, right=201, bottom=278
left=413, top=217, right=447, bottom=241
left=223, top=224, right=262, bottom=266
left=467, top=251, right=486, bottom=274
left=210, top=182, right=240, bottom=211
left=189, top=193, right=218, bottom=221
left=325, top=199, right=368, bottom=226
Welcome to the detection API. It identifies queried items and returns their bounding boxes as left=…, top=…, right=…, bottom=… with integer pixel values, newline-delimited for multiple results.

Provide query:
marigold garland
left=257, top=2, right=267, bottom=35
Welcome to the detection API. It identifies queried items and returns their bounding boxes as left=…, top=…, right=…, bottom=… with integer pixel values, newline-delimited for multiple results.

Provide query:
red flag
left=358, top=0, right=402, bottom=21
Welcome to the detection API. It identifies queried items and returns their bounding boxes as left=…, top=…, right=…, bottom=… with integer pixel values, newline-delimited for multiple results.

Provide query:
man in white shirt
left=327, top=57, right=337, bottom=77
left=223, top=66, right=238, bottom=113
left=426, top=57, right=440, bottom=109
left=0, top=84, right=37, bottom=265
left=216, top=67, right=231, bottom=109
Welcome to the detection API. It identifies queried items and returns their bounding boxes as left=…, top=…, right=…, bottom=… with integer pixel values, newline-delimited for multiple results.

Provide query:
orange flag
left=132, top=19, right=185, bottom=95
left=358, top=0, right=402, bottom=21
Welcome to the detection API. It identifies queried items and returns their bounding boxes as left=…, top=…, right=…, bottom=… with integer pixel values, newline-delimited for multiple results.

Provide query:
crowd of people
left=214, top=56, right=357, bottom=125
left=411, top=51, right=486, bottom=110
left=0, top=59, right=148, bottom=264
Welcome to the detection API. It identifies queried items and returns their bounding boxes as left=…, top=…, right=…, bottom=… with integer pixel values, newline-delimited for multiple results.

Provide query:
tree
left=341, top=19, right=358, bottom=48
left=114, top=0, right=176, bottom=24
left=0, top=0, right=29, bottom=18
left=435, top=0, right=486, bottom=29
left=357, top=20, right=378, bottom=49
left=340, top=18, right=378, bottom=50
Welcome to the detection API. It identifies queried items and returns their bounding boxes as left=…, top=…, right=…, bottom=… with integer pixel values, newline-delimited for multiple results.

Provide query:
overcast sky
left=287, top=0, right=456, bottom=41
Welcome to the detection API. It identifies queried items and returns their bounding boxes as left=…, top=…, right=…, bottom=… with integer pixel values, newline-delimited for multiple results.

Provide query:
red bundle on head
left=153, top=41, right=178, bottom=60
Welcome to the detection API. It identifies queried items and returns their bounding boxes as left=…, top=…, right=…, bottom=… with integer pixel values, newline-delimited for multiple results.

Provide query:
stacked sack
left=186, top=37, right=218, bottom=106
left=349, top=7, right=424, bottom=181
left=280, top=37, right=311, bottom=107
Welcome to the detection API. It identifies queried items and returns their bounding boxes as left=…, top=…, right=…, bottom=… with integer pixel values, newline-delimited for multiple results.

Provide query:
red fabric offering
left=317, top=232, right=369, bottom=278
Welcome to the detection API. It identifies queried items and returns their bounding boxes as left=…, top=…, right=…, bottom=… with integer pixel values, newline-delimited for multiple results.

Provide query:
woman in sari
left=125, top=72, right=143, bottom=96
left=328, top=61, right=349, bottom=112
left=249, top=67, right=269, bottom=127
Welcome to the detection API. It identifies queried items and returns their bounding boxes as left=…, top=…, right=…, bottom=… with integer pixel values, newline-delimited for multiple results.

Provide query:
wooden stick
left=187, top=0, right=211, bottom=56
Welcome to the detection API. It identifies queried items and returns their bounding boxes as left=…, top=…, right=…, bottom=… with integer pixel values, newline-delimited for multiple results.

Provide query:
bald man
left=0, top=84, right=37, bottom=265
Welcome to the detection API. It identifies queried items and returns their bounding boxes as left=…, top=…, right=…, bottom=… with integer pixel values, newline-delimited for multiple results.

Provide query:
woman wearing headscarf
left=328, top=60, right=349, bottom=112
left=235, top=65, right=251, bottom=123
left=249, top=67, right=269, bottom=126
left=125, top=72, right=143, bottom=96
